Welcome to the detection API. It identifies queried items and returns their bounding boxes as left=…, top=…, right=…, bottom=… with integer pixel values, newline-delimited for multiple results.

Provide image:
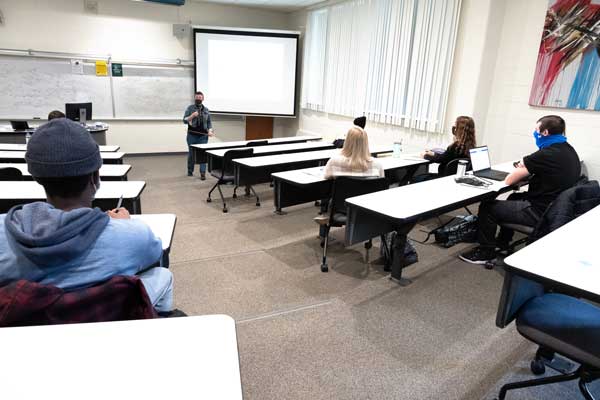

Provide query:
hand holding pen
left=107, top=195, right=130, bottom=219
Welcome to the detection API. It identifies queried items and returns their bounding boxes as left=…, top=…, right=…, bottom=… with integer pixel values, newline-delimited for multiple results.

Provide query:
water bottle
left=393, top=139, right=403, bottom=158
left=25, top=132, right=32, bottom=146
left=456, top=159, right=468, bottom=177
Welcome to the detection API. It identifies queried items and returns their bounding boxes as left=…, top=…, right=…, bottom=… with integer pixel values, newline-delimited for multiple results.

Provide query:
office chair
left=495, top=273, right=600, bottom=400
left=320, top=176, right=389, bottom=272
left=0, top=167, right=23, bottom=181
left=206, top=148, right=257, bottom=213
left=246, top=140, right=268, bottom=147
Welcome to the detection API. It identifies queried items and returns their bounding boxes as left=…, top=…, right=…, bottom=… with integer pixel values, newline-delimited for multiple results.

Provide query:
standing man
left=183, top=91, right=214, bottom=179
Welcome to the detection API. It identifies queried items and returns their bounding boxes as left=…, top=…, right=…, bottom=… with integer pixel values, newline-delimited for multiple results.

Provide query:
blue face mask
left=533, top=130, right=567, bottom=149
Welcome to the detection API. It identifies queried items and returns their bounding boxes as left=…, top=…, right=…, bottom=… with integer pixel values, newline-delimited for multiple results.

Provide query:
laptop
left=469, top=146, right=508, bottom=181
left=10, top=121, right=30, bottom=131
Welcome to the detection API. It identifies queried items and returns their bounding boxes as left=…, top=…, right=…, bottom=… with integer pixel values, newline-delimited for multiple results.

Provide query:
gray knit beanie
left=26, top=118, right=102, bottom=178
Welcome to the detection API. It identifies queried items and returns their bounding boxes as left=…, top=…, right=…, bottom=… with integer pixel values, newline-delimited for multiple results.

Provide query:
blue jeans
left=138, top=267, right=173, bottom=313
left=187, top=133, right=208, bottom=174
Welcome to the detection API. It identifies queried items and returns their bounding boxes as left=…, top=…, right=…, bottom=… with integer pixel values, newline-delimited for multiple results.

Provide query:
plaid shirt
left=324, top=154, right=385, bottom=179
left=0, top=276, right=157, bottom=327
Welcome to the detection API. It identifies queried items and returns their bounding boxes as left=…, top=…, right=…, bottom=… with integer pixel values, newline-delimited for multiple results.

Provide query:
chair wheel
left=256, top=202, right=260, bottom=207
left=206, top=198, right=212, bottom=203
left=232, top=193, right=237, bottom=198
left=321, top=264, right=328, bottom=272
left=530, top=359, right=546, bottom=375
left=222, top=207, right=228, bottom=213
left=364, top=241, right=372, bottom=249
left=484, top=262, right=494, bottom=270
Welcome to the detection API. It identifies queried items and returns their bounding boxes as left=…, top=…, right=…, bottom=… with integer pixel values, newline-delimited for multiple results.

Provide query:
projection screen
left=194, top=27, right=299, bottom=117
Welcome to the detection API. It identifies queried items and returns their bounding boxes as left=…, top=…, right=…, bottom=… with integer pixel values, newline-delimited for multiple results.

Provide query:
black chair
left=320, top=176, right=389, bottom=272
left=0, top=167, right=23, bottom=181
left=206, top=148, right=257, bottom=213
left=246, top=140, right=268, bottom=147
left=495, top=274, right=600, bottom=400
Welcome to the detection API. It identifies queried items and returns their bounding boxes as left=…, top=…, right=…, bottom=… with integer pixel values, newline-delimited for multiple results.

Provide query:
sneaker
left=187, top=172, right=193, bottom=177
left=200, top=173, right=206, bottom=181
left=459, top=246, right=496, bottom=265
left=158, top=308, right=188, bottom=318
left=313, top=215, right=329, bottom=225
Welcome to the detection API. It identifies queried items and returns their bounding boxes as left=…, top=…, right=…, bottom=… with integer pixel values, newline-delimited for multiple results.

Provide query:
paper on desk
left=303, top=167, right=325, bottom=177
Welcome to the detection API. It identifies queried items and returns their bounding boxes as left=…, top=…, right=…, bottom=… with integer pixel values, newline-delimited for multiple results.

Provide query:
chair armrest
left=496, top=269, right=544, bottom=328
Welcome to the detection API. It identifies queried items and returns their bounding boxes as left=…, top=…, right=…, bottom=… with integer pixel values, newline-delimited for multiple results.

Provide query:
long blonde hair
left=341, top=127, right=371, bottom=171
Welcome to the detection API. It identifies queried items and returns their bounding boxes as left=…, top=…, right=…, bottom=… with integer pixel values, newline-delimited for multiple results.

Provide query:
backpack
left=380, top=233, right=418, bottom=266
left=432, top=215, right=478, bottom=248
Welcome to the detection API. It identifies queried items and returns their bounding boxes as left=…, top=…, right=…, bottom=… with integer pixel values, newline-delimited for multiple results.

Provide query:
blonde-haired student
left=324, top=127, right=384, bottom=179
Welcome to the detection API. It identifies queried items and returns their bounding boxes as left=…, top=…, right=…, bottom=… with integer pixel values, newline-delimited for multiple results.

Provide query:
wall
left=289, top=0, right=506, bottom=154
left=481, top=0, right=600, bottom=179
left=0, top=0, right=294, bottom=153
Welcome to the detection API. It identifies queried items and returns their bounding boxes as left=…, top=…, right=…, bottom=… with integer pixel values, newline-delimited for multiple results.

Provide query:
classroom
left=0, top=0, right=599, bottom=399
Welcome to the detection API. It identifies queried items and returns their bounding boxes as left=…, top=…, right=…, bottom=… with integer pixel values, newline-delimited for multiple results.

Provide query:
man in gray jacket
left=183, top=91, right=214, bottom=180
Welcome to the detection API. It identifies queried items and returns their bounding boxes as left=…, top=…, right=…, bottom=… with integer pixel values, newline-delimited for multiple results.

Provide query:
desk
left=131, top=213, right=177, bottom=267
left=0, top=123, right=109, bottom=145
left=0, top=163, right=131, bottom=181
left=191, top=134, right=322, bottom=165
left=503, top=204, right=600, bottom=303
left=271, top=155, right=430, bottom=213
left=344, top=162, right=515, bottom=283
left=206, top=141, right=334, bottom=171
left=0, top=181, right=146, bottom=214
left=0, top=151, right=125, bottom=165
left=233, top=145, right=394, bottom=187
left=0, top=315, right=243, bottom=400
left=0, top=143, right=120, bottom=152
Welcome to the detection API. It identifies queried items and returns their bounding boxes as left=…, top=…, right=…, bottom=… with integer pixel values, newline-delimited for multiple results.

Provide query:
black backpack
left=432, top=215, right=478, bottom=248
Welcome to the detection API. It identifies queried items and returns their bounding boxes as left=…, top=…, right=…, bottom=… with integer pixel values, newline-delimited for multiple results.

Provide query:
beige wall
left=0, top=0, right=294, bottom=153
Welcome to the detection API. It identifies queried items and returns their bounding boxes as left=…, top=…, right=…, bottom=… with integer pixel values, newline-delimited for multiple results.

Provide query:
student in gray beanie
left=0, top=118, right=174, bottom=314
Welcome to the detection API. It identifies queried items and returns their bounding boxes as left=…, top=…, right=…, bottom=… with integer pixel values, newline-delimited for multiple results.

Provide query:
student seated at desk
left=0, top=119, right=174, bottom=314
left=47, top=110, right=65, bottom=120
left=315, top=126, right=384, bottom=235
left=459, top=115, right=581, bottom=264
left=419, top=115, right=476, bottom=178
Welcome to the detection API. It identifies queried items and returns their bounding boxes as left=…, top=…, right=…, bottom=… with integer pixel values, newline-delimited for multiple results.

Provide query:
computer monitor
left=65, top=102, right=92, bottom=124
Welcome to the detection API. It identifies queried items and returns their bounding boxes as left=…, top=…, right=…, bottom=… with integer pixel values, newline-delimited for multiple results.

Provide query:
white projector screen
left=194, top=27, right=299, bottom=117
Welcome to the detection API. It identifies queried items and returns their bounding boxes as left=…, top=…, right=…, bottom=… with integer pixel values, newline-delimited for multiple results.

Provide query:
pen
left=116, top=195, right=123, bottom=210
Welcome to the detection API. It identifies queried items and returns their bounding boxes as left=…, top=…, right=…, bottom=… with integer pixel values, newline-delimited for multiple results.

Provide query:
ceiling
left=191, top=0, right=326, bottom=12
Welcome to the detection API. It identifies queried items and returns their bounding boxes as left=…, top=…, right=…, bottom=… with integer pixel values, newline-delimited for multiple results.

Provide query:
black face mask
left=195, top=100, right=202, bottom=106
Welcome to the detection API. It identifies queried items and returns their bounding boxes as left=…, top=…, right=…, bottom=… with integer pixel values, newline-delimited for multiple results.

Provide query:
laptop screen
left=469, top=146, right=491, bottom=172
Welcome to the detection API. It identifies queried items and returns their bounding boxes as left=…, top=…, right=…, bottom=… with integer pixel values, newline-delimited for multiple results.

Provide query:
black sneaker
left=187, top=172, right=193, bottom=177
left=200, top=173, right=206, bottom=181
left=459, top=246, right=496, bottom=265
left=158, top=309, right=188, bottom=318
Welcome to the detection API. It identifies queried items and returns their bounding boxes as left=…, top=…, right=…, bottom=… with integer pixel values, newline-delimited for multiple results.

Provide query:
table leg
left=389, top=223, right=416, bottom=285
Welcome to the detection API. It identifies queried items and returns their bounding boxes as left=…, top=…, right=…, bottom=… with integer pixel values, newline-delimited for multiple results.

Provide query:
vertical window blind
left=301, top=0, right=461, bottom=133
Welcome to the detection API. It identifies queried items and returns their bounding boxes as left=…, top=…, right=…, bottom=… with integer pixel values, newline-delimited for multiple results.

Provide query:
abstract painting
left=530, top=0, right=600, bottom=110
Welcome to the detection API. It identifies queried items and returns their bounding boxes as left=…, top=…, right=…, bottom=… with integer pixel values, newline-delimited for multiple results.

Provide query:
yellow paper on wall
left=95, top=60, right=108, bottom=76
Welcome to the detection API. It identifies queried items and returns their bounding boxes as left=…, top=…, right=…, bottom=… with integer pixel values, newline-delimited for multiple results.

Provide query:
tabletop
left=1, top=163, right=131, bottom=178
left=0, top=150, right=125, bottom=160
left=504, top=204, right=600, bottom=298
left=191, top=134, right=322, bottom=150
left=131, top=213, right=177, bottom=251
left=0, top=315, right=243, bottom=400
left=206, top=141, right=332, bottom=158
left=0, top=144, right=120, bottom=152
left=0, top=181, right=146, bottom=200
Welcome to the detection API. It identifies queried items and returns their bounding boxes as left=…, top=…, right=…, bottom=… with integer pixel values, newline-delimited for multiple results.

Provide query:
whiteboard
left=113, top=65, right=194, bottom=119
left=0, top=55, right=194, bottom=120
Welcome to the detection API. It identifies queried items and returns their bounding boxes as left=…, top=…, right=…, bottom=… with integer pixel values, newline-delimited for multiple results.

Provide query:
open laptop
left=469, top=145, right=508, bottom=181
left=10, top=121, right=30, bottom=131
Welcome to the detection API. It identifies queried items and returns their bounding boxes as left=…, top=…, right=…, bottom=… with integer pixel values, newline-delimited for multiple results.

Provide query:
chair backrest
left=441, top=158, right=471, bottom=177
left=222, top=148, right=254, bottom=175
left=246, top=140, right=268, bottom=147
left=0, top=167, right=23, bottom=181
left=330, top=176, right=389, bottom=216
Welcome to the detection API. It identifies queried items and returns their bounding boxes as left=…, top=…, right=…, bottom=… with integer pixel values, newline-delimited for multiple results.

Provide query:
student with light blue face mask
left=460, top=115, right=581, bottom=265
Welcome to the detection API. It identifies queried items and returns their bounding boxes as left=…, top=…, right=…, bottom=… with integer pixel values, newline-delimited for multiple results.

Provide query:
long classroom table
left=271, top=155, right=430, bottom=213
left=344, top=162, right=516, bottom=283
left=0, top=163, right=131, bottom=181
left=191, top=134, right=322, bottom=165
left=232, top=145, right=394, bottom=188
left=0, top=315, right=243, bottom=400
left=0, top=150, right=125, bottom=164
left=0, top=143, right=120, bottom=152
left=0, top=181, right=146, bottom=214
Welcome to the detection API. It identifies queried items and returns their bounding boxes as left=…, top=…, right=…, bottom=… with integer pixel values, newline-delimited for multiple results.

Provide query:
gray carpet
left=127, top=154, right=593, bottom=400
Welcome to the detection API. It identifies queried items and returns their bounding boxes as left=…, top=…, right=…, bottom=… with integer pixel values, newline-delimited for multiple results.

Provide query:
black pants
left=477, top=193, right=541, bottom=249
